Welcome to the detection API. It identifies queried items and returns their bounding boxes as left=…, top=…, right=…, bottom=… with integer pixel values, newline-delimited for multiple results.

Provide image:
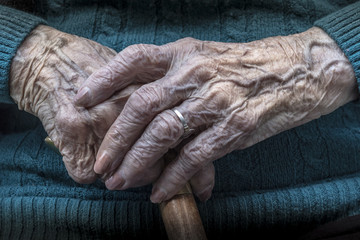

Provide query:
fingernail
left=105, top=175, right=125, bottom=190
left=95, top=152, right=111, bottom=174
left=74, top=87, right=90, bottom=106
left=197, top=184, right=213, bottom=202
left=150, top=189, right=167, bottom=204
left=198, top=190, right=212, bottom=202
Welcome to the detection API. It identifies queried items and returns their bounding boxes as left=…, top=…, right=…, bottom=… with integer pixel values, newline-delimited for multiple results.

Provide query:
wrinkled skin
left=9, top=25, right=143, bottom=183
left=9, top=25, right=214, bottom=199
left=76, top=26, right=358, bottom=203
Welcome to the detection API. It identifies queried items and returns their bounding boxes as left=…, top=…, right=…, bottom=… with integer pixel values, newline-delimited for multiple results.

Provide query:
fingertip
left=74, top=86, right=91, bottom=106
left=150, top=187, right=168, bottom=203
left=105, top=174, right=125, bottom=190
left=64, top=162, right=98, bottom=184
left=190, top=163, right=215, bottom=202
left=94, top=151, right=111, bottom=174
left=196, top=186, right=213, bottom=202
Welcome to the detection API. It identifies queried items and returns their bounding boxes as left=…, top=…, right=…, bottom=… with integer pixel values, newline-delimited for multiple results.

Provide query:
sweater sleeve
left=0, top=5, right=46, bottom=104
left=314, top=1, right=360, bottom=94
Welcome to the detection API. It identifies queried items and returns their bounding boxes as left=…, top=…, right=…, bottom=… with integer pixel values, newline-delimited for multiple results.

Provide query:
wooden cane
left=44, top=137, right=207, bottom=240
left=160, top=149, right=207, bottom=240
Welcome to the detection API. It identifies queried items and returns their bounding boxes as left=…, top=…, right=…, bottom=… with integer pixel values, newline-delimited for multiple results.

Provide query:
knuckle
left=231, top=110, right=258, bottom=132
left=107, top=125, right=128, bottom=147
left=126, top=84, right=163, bottom=119
left=125, top=150, right=146, bottom=170
left=112, top=45, right=145, bottom=72
left=93, top=66, right=115, bottom=89
left=123, top=44, right=144, bottom=56
left=167, top=164, right=189, bottom=184
left=134, top=85, right=160, bottom=104
left=169, top=37, right=201, bottom=56
left=180, top=148, right=206, bottom=173
left=122, top=44, right=155, bottom=64
left=120, top=44, right=168, bottom=81
left=205, top=82, right=235, bottom=110
left=183, top=57, right=214, bottom=81
left=129, top=44, right=147, bottom=60
left=175, top=37, right=199, bottom=46
left=147, top=111, right=183, bottom=143
left=56, top=112, right=87, bottom=136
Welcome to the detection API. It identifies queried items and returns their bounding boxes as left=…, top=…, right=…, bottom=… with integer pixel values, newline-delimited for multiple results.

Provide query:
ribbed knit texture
left=0, top=6, right=45, bottom=104
left=1, top=1, right=360, bottom=239
left=315, top=1, right=360, bottom=92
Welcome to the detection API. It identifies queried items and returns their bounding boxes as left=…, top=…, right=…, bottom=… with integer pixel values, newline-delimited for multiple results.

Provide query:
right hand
left=73, top=27, right=357, bottom=203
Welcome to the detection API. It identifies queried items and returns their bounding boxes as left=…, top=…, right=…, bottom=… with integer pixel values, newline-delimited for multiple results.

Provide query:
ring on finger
left=171, top=109, right=195, bottom=139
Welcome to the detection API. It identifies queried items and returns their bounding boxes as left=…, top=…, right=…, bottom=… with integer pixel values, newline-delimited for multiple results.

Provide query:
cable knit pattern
left=315, top=1, right=360, bottom=92
left=1, top=1, right=360, bottom=239
left=0, top=5, right=45, bottom=103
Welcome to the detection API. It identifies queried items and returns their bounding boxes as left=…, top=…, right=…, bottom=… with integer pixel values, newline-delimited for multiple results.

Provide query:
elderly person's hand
left=9, top=25, right=141, bottom=184
left=75, top=27, right=358, bottom=203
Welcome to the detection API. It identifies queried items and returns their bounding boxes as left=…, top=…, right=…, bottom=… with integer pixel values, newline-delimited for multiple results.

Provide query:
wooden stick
left=160, top=150, right=207, bottom=240
left=44, top=137, right=207, bottom=239
left=159, top=182, right=207, bottom=240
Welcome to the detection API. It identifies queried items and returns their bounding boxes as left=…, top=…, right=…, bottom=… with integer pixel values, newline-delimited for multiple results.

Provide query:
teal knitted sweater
left=1, top=1, right=360, bottom=239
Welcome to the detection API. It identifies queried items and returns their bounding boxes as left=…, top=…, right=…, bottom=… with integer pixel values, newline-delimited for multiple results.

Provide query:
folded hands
left=9, top=25, right=357, bottom=203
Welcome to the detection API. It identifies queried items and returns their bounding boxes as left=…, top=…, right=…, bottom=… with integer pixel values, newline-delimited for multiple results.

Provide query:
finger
left=93, top=68, right=201, bottom=176
left=87, top=84, right=141, bottom=138
left=103, top=110, right=183, bottom=189
left=74, top=43, right=173, bottom=107
left=61, top=143, right=99, bottom=184
left=103, top=97, right=218, bottom=190
left=150, top=126, right=231, bottom=203
left=105, top=157, right=165, bottom=190
left=190, top=163, right=215, bottom=202
left=62, top=156, right=97, bottom=184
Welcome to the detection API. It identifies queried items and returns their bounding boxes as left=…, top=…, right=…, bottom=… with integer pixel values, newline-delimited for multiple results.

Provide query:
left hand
left=75, top=27, right=357, bottom=203
left=9, top=25, right=140, bottom=184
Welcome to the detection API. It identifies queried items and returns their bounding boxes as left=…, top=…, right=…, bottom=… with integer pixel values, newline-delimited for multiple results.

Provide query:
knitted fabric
left=1, top=1, right=360, bottom=239
left=0, top=6, right=45, bottom=103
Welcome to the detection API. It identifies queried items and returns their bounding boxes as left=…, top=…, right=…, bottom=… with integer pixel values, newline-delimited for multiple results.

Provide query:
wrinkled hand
left=9, top=25, right=140, bottom=183
left=75, top=27, right=357, bottom=203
